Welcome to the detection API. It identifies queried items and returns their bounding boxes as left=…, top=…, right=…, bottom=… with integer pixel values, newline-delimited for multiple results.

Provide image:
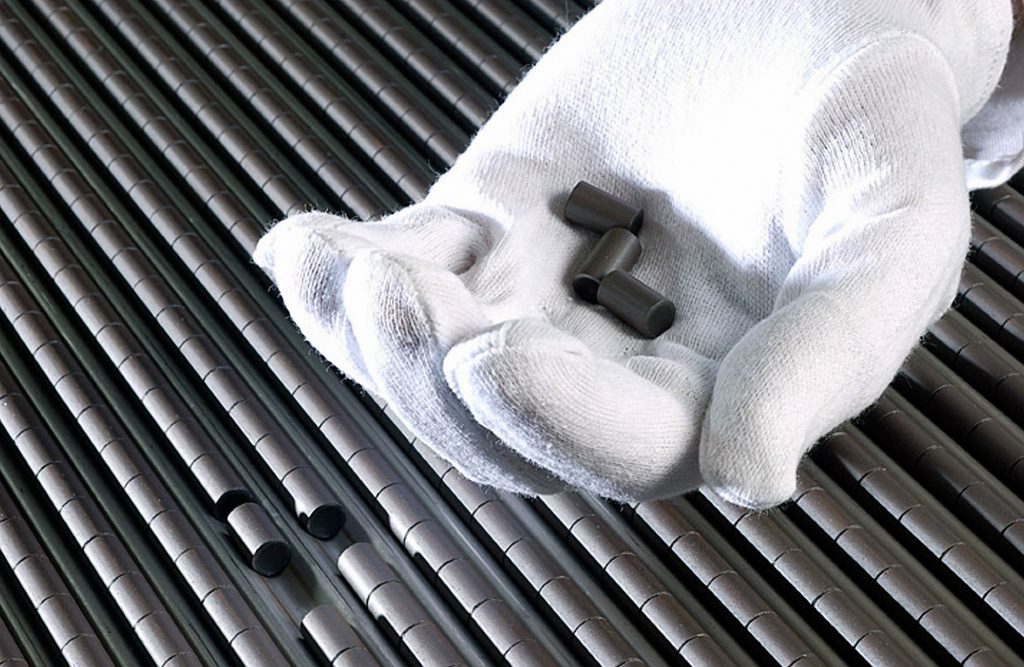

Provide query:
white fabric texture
left=254, top=0, right=1022, bottom=508
left=964, top=31, right=1024, bottom=188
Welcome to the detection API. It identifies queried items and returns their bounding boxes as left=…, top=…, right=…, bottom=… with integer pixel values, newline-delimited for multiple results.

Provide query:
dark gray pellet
left=0, top=521, right=39, bottom=566
left=150, top=512, right=197, bottom=564
left=162, top=654, right=203, bottom=667
left=230, top=627, right=283, bottom=667
left=254, top=435, right=304, bottom=480
left=37, top=595, right=93, bottom=653
left=596, top=271, right=675, bottom=338
left=0, top=611, right=25, bottom=663
left=569, top=515, right=622, bottom=568
left=299, top=605, right=364, bottom=664
left=36, top=463, right=78, bottom=508
left=98, top=441, right=142, bottom=489
left=15, top=430, right=58, bottom=476
left=60, top=635, right=114, bottom=667
left=226, top=503, right=290, bottom=577
left=109, top=571, right=164, bottom=626
left=563, top=181, right=643, bottom=234
left=537, top=577, right=598, bottom=631
left=83, top=535, right=133, bottom=588
left=203, top=588, right=256, bottom=641
left=124, top=475, right=174, bottom=525
left=471, top=501, right=523, bottom=553
left=375, top=483, right=430, bottom=541
left=280, top=468, right=345, bottom=539
left=15, top=556, right=59, bottom=608
left=337, top=543, right=398, bottom=603
left=573, top=618, right=638, bottom=666
left=333, top=646, right=378, bottom=667
left=365, top=582, right=429, bottom=638
left=405, top=523, right=463, bottom=574
left=573, top=227, right=641, bottom=303
left=504, top=640, right=553, bottom=666
left=135, top=612, right=190, bottom=666
left=504, top=540, right=565, bottom=591
left=436, top=559, right=491, bottom=610
left=346, top=449, right=402, bottom=499
left=189, top=452, right=253, bottom=519
left=175, top=548, right=226, bottom=601
left=401, top=620, right=466, bottom=666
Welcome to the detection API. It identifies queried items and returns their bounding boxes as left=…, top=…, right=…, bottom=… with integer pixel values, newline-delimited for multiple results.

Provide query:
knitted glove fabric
left=254, top=0, right=1022, bottom=507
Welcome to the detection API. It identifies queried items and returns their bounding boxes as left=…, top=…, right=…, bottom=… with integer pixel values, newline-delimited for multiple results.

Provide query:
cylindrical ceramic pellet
left=189, top=452, right=253, bottom=519
left=280, top=468, right=345, bottom=539
left=300, top=605, right=364, bottom=665
left=572, top=227, right=641, bottom=303
left=226, top=503, right=291, bottom=577
left=563, top=181, right=643, bottom=234
left=596, top=271, right=675, bottom=338
left=972, top=185, right=1016, bottom=216
left=230, top=627, right=285, bottom=667
left=337, top=543, right=397, bottom=604
left=991, top=198, right=1024, bottom=232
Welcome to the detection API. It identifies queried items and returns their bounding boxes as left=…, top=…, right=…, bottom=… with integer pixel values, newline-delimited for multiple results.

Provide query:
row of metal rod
left=0, top=0, right=1023, bottom=665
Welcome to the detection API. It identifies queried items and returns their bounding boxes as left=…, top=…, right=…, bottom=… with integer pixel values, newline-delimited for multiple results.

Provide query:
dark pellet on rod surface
left=226, top=503, right=291, bottom=577
left=300, top=605, right=365, bottom=665
left=597, top=271, right=676, bottom=338
left=573, top=227, right=641, bottom=303
left=991, top=198, right=1024, bottom=230
left=190, top=452, right=254, bottom=519
left=281, top=468, right=345, bottom=539
left=972, top=185, right=1017, bottom=216
left=563, top=181, right=643, bottom=234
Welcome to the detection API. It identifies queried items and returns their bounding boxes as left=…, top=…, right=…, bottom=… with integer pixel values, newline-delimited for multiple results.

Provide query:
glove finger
left=700, top=210, right=969, bottom=510
left=444, top=318, right=712, bottom=503
left=700, top=36, right=974, bottom=510
left=253, top=205, right=500, bottom=391
left=256, top=205, right=495, bottom=278
left=342, top=249, right=564, bottom=495
left=251, top=216, right=378, bottom=392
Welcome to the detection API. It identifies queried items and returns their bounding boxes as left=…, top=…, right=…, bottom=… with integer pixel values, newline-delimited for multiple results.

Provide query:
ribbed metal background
left=0, top=1, right=1023, bottom=665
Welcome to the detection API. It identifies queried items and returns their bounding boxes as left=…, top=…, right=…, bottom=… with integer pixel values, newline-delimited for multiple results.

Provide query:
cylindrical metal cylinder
left=189, top=451, right=253, bottom=519
left=336, top=543, right=396, bottom=604
left=280, top=468, right=345, bottom=539
left=971, top=185, right=1016, bottom=217
left=563, top=181, right=643, bottom=234
left=300, top=605, right=368, bottom=665
left=991, top=199, right=1024, bottom=236
left=573, top=227, right=641, bottom=303
left=225, top=503, right=291, bottom=577
left=972, top=185, right=1024, bottom=245
left=596, top=271, right=676, bottom=338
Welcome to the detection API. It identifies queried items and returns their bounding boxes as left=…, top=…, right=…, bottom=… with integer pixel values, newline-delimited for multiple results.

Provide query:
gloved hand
left=253, top=0, right=1017, bottom=508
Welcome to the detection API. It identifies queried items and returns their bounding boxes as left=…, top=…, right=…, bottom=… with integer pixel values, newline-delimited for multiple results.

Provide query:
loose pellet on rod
left=280, top=468, right=345, bottom=539
left=226, top=503, right=291, bottom=577
left=189, top=452, right=254, bottom=520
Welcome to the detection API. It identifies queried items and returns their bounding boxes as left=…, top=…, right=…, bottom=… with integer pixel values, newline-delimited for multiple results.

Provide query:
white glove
left=254, top=0, right=1021, bottom=508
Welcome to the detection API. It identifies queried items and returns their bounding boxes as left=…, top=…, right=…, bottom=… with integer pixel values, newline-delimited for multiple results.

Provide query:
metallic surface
left=0, top=0, right=1021, bottom=665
